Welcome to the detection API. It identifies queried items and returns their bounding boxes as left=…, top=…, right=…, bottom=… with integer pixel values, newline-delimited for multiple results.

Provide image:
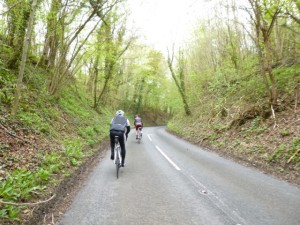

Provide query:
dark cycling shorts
left=135, top=124, right=142, bottom=131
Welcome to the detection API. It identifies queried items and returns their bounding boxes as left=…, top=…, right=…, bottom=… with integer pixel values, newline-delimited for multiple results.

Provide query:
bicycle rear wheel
left=138, top=128, right=142, bottom=144
left=115, top=147, right=120, bottom=178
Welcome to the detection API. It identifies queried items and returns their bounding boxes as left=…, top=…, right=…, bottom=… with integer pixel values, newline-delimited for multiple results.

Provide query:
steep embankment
left=0, top=81, right=114, bottom=224
left=167, top=105, right=300, bottom=186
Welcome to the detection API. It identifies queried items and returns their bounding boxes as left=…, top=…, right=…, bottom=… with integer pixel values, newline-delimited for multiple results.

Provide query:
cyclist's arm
left=126, top=119, right=130, bottom=135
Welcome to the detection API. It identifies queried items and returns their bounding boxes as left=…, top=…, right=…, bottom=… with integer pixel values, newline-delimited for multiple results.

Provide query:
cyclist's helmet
left=116, top=110, right=124, bottom=116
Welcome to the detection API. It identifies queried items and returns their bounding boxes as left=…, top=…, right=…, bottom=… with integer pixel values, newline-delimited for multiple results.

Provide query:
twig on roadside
left=295, top=83, right=299, bottom=111
left=0, top=194, right=56, bottom=206
left=271, top=105, right=277, bottom=128
left=44, top=214, right=47, bottom=224
left=288, top=119, right=300, bottom=126
left=287, top=149, right=300, bottom=164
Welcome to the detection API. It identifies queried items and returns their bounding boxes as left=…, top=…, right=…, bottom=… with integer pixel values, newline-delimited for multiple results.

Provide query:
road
left=58, top=127, right=300, bottom=225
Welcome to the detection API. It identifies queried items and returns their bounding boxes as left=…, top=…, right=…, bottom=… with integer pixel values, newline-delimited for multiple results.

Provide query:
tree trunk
left=11, top=0, right=38, bottom=116
left=167, top=51, right=191, bottom=116
left=264, top=37, right=277, bottom=106
left=95, top=62, right=114, bottom=108
left=41, top=0, right=61, bottom=68
left=135, top=78, right=145, bottom=114
left=93, top=56, right=99, bottom=108
left=7, top=2, right=31, bottom=69
left=248, top=0, right=279, bottom=107
left=48, top=10, right=97, bottom=95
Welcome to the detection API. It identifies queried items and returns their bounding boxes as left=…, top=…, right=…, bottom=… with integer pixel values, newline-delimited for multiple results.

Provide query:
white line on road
left=147, top=134, right=152, bottom=142
left=155, top=145, right=181, bottom=171
left=190, top=175, right=247, bottom=225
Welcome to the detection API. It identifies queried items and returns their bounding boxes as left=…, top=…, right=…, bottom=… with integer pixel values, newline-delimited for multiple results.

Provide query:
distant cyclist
left=110, top=110, right=130, bottom=167
left=133, top=114, right=143, bottom=139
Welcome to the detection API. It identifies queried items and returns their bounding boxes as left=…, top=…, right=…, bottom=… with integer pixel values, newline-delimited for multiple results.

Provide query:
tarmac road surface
left=58, top=126, right=300, bottom=225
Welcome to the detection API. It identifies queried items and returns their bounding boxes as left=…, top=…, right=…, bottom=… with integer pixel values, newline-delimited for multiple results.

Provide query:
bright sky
left=127, top=0, right=215, bottom=52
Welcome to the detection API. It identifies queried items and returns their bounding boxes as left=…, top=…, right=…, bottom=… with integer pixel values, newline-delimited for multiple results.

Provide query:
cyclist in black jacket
left=109, top=110, right=130, bottom=167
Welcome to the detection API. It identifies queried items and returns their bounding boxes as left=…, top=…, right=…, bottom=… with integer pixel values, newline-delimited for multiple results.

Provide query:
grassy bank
left=0, top=68, right=113, bottom=222
left=167, top=63, right=300, bottom=186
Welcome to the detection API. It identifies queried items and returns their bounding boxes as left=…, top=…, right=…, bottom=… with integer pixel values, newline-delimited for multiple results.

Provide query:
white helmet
left=116, top=110, right=124, bottom=116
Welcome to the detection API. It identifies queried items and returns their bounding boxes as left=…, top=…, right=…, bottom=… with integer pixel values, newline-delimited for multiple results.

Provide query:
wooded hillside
left=0, top=0, right=299, bottom=223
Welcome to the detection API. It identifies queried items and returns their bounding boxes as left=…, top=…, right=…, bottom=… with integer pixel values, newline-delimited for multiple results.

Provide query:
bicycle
left=114, top=136, right=122, bottom=178
left=137, top=127, right=142, bottom=144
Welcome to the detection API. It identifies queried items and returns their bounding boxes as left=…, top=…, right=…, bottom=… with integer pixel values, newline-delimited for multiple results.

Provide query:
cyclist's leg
left=109, top=131, right=115, bottom=160
left=135, top=126, right=138, bottom=139
left=119, top=133, right=126, bottom=166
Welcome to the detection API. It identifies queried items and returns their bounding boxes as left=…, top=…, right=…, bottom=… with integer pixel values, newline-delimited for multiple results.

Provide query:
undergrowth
left=167, top=63, right=300, bottom=185
left=0, top=64, right=112, bottom=222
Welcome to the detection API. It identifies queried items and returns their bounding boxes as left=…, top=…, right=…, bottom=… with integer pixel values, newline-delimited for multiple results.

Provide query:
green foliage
left=0, top=169, right=46, bottom=221
left=275, top=65, right=300, bottom=94
left=63, top=139, right=85, bottom=166
left=209, top=133, right=218, bottom=143
left=79, top=125, right=101, bottom=145
left=36, top=168, right=51, bottom=183
left=0, top=205, right=22, bottom=221
left=0, top=60, right=15, bottom=105
left=17, top=111, right=51, bottom=134
left=0, top=138, right=88, bottom=221
left=167, top=115, right=186, bottom=134
left=246, top=116, right=267, bottom=134
left=59, top=96, right=90, bottom=120
left=0, top=0, right=298, bottom=222
left=250, top=116, right=261, bottom=129
left=42, top=152, right=63, bottom=174
left=239, top=75, right=266, bottom=102
left=0, top=144, right=9, bottom=153
left=291, top=138, right=300, bottom=151
left=268, top=138, right=300, bottom=164
left=280, top=129, right=292, bottom=137
left=268, top=145, right=287, bottom=162
left=0, top=169, right=45, bottom=201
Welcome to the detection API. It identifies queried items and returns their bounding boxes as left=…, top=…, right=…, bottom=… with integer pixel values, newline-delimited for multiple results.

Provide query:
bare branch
left=0, top=0, right=23, bottom=16
left=0, top=195, right=56, bottom=206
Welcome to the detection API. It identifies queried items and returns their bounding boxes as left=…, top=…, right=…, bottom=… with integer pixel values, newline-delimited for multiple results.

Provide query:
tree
left=167, top=48, right=191, bottom=116
left=40, top=0, right=61, bottom=69
left=247, top=0, right=283, bottom=107
left=92, top=11, right=131, bottom=109
left=47, top=0, right=124, bottom=96
left=11, top=0, right=38, bottom=116
left=5, top=0, right=31, bottom=69
left=47, top=1, right=99, bottom=95
left=287, top=0, right=300, bottom=24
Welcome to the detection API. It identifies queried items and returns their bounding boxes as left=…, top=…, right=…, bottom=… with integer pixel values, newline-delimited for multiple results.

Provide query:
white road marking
left=155, top=145, right=181, bottom=171
left=190, top=175, right=247, bottom=225
left=148, top=132, right=245, bottom=224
